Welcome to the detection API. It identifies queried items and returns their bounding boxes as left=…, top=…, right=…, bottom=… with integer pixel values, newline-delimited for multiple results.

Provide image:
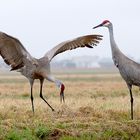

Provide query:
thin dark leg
left=40, top=79, right=55, bottom=111
left=129, top=88, right=133, bottom=120
left=30, top=80, right=34, bottom=113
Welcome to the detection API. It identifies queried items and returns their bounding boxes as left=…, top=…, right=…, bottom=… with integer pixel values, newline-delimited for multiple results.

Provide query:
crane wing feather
left=45, top=34, right=103, bottom=61
left=0, top=32, right=36, bottom=70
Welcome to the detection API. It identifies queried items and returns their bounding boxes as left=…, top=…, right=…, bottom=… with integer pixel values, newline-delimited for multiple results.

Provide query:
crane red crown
left=61, top=84, right=65, bottom=92
left=102, top=20, right=110, bottom=25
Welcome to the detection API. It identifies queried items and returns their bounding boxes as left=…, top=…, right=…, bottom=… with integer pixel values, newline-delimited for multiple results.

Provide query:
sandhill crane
left=0, top=32, right=102, bottom=112
left=93, top=20, right=140, bottom=120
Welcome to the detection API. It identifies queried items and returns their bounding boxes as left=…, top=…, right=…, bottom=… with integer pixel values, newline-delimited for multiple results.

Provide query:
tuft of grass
left=35, top=124, right=51, bottom=139
left=5, top=130, right=21, bottom=140
left=56, top=123, right=69, bottom=129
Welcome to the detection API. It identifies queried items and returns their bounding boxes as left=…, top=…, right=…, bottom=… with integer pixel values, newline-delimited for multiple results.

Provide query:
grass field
left=0, top=69, right=140, bottom=139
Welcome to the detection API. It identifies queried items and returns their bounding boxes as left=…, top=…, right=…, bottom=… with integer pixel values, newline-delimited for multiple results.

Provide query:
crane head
left=60, top=83, right=65, bottom=103
left=93, top=20, right=111, bottom=29
left=55, top=80, right=65, bottom=103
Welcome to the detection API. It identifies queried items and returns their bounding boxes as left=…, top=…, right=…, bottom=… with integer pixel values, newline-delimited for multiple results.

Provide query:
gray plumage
left=93, top=20, right=140, bottom=120
left=0, top=32, right=103, bottom=112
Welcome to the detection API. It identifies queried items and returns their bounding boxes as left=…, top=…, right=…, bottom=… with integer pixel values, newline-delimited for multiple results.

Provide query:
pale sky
left=0, top=0, right=140, bottom=61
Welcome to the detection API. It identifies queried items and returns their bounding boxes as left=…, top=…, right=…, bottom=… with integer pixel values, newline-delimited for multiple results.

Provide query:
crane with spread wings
left=0, top=32, right=102, bottom=112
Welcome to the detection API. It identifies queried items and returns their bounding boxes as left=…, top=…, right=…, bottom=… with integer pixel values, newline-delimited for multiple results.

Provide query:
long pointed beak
left=93, top=23, right=103, bottom=29
left=60, top=92, right=65, bottom=103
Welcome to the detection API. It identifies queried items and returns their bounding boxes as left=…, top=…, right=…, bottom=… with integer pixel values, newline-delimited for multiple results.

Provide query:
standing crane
left=93, top=20, right=139, bottom=120
left=0, top=32, right=102, bottom=112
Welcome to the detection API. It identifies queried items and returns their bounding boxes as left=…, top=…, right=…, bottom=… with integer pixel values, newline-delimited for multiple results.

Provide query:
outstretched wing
left=0, top=32, right=36, bottom=70
left=44, top=34, right=103, bottom=61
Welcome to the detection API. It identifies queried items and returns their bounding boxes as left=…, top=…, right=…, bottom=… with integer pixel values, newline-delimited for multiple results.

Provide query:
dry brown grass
left=0, top=71, right=140, bottom=139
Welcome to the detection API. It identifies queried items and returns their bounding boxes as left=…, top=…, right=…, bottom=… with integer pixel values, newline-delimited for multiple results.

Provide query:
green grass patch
left=5, top=128, right=36, bottom=140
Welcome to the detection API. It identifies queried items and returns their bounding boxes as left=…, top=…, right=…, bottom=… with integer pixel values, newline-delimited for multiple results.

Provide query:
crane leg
left=29, top=79, right=34, bottom=113
left=39, top=79, right=55, bottom=111
left=129, top=88, right=133, bottom=120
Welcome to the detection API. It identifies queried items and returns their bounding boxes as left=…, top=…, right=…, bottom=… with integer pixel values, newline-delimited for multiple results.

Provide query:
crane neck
left=108, top=24, right=116, bottom=48
left=47, top=75, right=62, bottom=88
left=108, top=24, right=121, bottom=56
